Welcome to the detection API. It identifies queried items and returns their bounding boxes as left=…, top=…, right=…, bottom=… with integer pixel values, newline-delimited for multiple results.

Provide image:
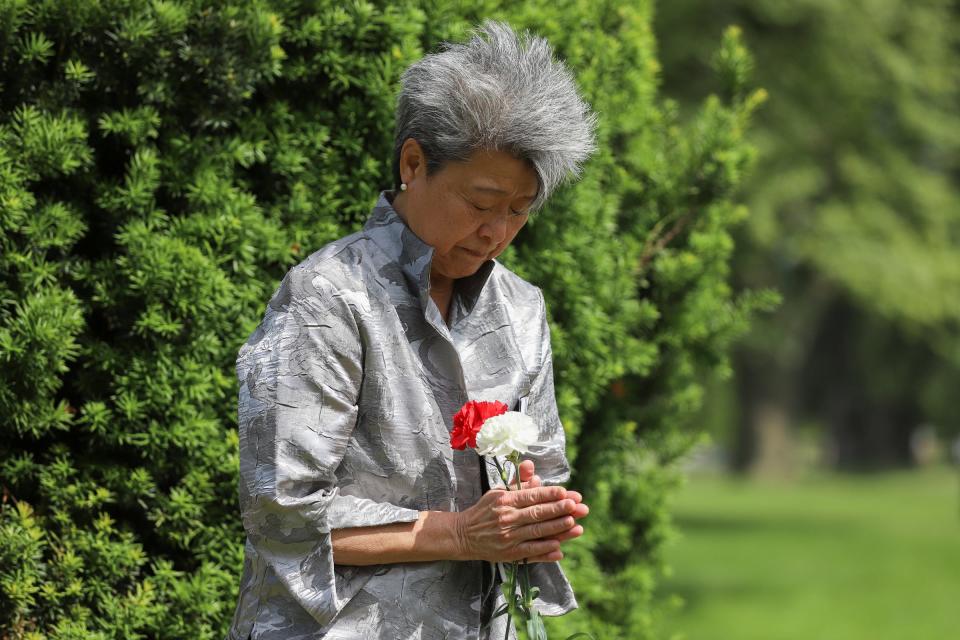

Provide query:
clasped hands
left=455, top=459, right=589, bottom=564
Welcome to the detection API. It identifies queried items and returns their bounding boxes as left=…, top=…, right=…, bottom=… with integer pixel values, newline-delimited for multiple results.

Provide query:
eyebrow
left=471, top=185, right=537, bottom=201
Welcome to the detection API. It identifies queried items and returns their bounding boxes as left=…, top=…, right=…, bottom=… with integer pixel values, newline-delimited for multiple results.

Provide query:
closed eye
left=472, top=203, right=526, bottom=217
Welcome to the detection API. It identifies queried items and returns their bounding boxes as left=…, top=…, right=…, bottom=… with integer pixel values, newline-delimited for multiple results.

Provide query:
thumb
left=518, top=459, right=536, bottom=484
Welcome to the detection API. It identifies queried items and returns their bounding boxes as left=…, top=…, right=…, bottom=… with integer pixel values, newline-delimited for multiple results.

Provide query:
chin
left=452, top=265, right=483, bottom=279
left=435, top=261, right=481, bottom=280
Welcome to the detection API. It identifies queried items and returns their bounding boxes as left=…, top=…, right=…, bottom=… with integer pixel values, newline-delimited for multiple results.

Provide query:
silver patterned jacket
left=227, top=190, right=577, bottom=640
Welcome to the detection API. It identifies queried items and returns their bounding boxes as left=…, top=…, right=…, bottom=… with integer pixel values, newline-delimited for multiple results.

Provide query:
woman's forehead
left=449, top=150, right=538, bottom=196
left=469, top=183, right=537, bottom=201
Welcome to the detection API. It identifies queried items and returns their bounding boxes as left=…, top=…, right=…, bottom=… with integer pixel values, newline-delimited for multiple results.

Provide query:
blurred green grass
left=656, top=465, right=960, bottom=640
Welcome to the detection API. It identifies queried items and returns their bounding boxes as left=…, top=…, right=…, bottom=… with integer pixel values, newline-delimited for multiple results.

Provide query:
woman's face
left=392, top=140, right=539, bottom=283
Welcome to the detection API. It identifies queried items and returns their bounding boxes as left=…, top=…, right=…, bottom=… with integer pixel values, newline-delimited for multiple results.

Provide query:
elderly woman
left=227, top=20, right=596, bottom=640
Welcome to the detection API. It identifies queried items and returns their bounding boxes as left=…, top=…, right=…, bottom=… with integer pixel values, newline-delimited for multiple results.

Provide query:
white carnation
left=475, top=411, right=540, bottom=457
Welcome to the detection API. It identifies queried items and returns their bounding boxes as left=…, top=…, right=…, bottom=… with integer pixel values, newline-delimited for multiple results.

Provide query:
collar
left=364, top=190, right=496, bottom=316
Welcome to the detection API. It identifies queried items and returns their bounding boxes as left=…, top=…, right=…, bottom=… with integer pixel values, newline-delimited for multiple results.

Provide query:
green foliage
left=0, top=1, right=763, bottom=638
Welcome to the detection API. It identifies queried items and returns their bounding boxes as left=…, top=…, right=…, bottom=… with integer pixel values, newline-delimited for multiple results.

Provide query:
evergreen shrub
left=0, top=1, right=770, bottom=638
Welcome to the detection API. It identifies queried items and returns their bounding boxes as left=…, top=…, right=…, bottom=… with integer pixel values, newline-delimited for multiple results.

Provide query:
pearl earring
left=400, top=182, right=407, bottom=191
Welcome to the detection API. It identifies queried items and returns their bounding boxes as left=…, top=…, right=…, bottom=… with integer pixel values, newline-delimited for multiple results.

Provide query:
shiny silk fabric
left=227, top=190, right=577, bottom=639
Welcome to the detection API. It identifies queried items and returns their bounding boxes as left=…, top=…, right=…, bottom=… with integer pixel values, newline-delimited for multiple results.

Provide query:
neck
left=430, top=268, right=454, bottom=296
left=391, top=190, right=451, bottom=295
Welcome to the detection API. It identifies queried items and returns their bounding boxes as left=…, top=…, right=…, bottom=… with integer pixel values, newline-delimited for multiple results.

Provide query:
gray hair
left=392, top=20, right=597, bottom=212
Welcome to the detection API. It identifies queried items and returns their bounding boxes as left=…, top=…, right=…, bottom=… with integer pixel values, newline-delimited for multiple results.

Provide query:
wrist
left=449, top=510, right=471, bottom=561
left=417, top=511, right=470, bottom=561
left=441, top=511, right=470, bottom=561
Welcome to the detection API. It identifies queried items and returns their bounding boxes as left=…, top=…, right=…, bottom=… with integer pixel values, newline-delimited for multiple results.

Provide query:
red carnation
left=450, top=400, right=509, bottom=450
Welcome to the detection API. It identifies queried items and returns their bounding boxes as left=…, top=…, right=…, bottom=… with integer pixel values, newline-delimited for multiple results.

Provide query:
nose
left=478, top=214, right=509, bottom=244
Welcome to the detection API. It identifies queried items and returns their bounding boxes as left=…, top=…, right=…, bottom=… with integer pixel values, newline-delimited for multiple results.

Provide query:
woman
left=228, top=20, right=596, bottom=640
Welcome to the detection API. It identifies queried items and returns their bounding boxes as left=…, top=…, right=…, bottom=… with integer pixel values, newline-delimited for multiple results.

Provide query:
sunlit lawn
left=656, top=464, right=960, bottom=640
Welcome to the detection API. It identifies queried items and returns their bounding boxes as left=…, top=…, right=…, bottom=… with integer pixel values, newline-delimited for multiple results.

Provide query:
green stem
left=492, top=456, right=509, bottom=486
left=503, top=585, right=513, bottom=640
left=507, top=452, right=522, bottom=490
left=502, top=453, right=526, bottom=640
left=509, top=453, right=528, bottom=577
left=509, top=453, right=529, bottom=639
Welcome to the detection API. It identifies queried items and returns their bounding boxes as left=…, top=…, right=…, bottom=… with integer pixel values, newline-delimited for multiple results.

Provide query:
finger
left=506, top=485, right=567, bottom=508
left=513, top=498, right=576, bottom=526
left=512, top=538, right=560, bottom=562
left=571, top=503, right=589, bottom=519
left=543, top=524, right=584, bottom=543
left=566, top=490, right=582, bottom=503
left=524, top=549, right=564, bottom=563
left=512, top=514, right=576, bottom=542
left=518, top=459, right=535, bottom=484
left=522, top=474, right=542, bottom=490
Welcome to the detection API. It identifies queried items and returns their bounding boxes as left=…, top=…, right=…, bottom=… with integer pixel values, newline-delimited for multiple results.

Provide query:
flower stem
left=509, top=453, right=528, bottom=639
left=492, top=456, right=509, bottom=486
left=491, top=453, right=535, bottom=640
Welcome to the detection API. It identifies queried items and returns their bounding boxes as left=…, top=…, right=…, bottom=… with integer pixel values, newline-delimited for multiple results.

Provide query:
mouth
left=460, top=247, right=489, bottom=258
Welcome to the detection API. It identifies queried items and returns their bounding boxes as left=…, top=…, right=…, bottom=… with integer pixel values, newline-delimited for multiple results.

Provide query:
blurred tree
left=656, top=0, right=960, bottom=470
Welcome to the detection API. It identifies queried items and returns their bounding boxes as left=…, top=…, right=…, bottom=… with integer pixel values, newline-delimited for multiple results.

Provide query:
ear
left=398, top=138, right=427, bottom=185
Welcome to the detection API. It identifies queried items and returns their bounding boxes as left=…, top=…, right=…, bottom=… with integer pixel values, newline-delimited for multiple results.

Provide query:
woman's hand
left=455, top=460, right=589, bottom=563
left=514, top=459, right=589, bottom=560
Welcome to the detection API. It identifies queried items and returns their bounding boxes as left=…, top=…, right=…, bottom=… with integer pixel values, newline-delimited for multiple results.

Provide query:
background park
left=0, top=1, right=957, bottom=639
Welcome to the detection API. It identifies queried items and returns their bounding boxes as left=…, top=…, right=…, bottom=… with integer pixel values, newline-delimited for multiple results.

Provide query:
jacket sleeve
left=518, top=288, right=579, bottom=616
left=524, top=288, right=571, bottom=487
left=236, top=266, right=418, bottom=627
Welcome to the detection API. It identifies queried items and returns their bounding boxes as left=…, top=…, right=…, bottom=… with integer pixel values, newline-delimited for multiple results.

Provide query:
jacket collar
left=363, top=190, right=496, bottom=316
